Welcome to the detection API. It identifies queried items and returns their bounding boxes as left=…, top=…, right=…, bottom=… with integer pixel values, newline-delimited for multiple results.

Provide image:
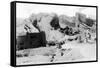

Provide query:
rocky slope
left=16, top=12, right=96, bottom=65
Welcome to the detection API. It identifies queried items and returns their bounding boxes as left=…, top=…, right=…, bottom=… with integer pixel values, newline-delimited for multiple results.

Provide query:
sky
left=16, top=3, right=96, bottom=19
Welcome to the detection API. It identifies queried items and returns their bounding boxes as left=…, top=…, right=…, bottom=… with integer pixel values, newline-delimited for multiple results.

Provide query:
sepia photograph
left=15, top=2, right=97, bottom=66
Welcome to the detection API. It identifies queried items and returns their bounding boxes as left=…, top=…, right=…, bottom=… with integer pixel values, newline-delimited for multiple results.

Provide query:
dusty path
left=16, top=42, right=96, bottom=65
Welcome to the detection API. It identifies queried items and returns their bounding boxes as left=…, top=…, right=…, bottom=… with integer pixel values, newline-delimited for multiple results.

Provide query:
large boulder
left=48, top=30, right=64, bottom=42
left=59, top=15, right=76, bottom=28
left=76, top=13, right=95, bottom=27
left=36, top=13, right=60, bottom=42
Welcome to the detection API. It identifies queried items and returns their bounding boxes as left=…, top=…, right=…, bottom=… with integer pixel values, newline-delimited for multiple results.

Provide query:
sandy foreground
left=16, top=42, right=96, bottom=65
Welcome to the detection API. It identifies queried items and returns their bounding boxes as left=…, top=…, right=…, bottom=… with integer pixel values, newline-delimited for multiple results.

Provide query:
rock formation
left=16, top=12, right=96, bottom=49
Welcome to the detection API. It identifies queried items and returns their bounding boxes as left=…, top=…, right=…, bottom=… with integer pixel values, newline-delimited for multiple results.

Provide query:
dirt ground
left=16, top=41, right=96, bottom=65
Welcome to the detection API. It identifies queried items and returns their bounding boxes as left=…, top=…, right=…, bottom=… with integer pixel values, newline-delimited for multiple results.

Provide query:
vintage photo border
left=10, top=1, right=98, bottom=67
